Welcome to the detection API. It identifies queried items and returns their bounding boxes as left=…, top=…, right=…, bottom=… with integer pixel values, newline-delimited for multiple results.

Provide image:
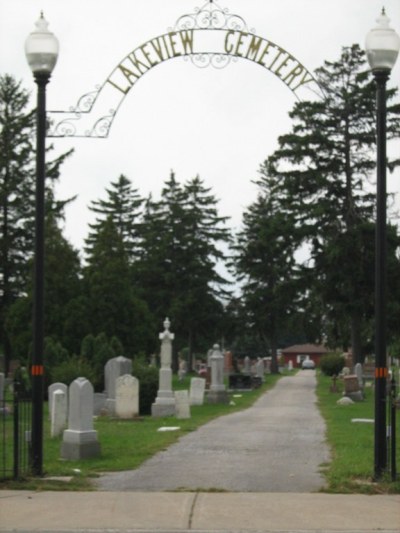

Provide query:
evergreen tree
left=234, top=192, right=303, bottom=372
left=85, top=174, right=143, bottom=262
left=137, top=172, right=231, bottom=368
left=263, top=45, right=400, bottom=363
left=84, top=216, right=155, bottom=356
left=5, top=214, right=84, bottom=362
left=0, top=74, right=73, bottom=373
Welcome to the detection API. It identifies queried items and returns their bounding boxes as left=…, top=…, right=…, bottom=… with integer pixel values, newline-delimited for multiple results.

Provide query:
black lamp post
left=365, top=9, right=399, bottom=481
left=25, top=13, right=59, bottom=477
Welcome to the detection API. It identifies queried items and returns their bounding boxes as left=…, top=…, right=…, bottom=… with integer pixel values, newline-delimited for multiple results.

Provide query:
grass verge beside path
left=316, top=372, right=400, bottom=494
left=1, top=372, right=285, bottom=491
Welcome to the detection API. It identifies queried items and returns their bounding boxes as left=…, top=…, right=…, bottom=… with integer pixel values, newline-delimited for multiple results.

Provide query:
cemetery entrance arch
left=48, top=0, right=323, bottom=138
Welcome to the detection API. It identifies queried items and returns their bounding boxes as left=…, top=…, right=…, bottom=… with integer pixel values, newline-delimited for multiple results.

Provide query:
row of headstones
left=48, top=374, right=207, bottom=439
left=340, top=362, right=378, bottom=402
left=242, top=356, right=266, bottom=380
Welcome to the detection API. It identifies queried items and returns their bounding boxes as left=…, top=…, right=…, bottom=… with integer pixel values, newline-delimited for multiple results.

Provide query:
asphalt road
left=95, top=370, right=330, bottom=492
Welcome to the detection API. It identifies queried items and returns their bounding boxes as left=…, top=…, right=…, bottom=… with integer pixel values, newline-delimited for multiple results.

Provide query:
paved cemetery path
left=95, top=370, right=330, bottom=492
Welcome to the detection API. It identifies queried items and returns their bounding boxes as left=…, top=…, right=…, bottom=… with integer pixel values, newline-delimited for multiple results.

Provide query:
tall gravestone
left=104, top=356, right=132, bottom=415
left=61, top=378, right=101, bottom=460
left=207, top=344, right=229, bottom=404
left=354, top=363, right=363, bottom=390
left=51, top=389, right=68, bottom=438
left=48, top=382, right=68, bottom=419
left=115, top=374, right=139, bottom=419
left=152, top=318, right=176, bottom=417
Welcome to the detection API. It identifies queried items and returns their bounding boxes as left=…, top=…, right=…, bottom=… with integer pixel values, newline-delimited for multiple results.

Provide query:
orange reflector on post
left=375, top=367, right=388, bottom=378
left=31, top=365, right=44, bottom=376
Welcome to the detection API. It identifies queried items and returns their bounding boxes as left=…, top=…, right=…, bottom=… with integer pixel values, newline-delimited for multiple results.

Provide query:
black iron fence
left=0, top=381, right=32, bottom=480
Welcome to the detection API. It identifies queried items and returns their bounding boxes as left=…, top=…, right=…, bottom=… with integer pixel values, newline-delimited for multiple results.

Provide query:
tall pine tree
left=137, top=172, right=231, bottom=368
left=85, top=174, right=143, bottom=263
left=263, top=45, right=400, bottom=363
left=0, top=74, right=72, bottom=373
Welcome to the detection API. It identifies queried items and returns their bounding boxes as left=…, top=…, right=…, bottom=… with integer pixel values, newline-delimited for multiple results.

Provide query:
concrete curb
left=1, top=491, right=399, bottom=532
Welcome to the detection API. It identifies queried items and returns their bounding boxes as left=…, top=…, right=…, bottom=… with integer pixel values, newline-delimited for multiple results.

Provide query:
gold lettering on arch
left=106, top=29, right=316, bottom=97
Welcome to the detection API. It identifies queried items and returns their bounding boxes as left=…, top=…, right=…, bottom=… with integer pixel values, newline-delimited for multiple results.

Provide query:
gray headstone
left=51, top=389, right=67, bottom=437
left=61, top=377, right=101, bottom=460
left=93, top=393, right=107, bottom=416
left=190, top=377, right=206, bottom=406
left=243, top=356, right=251, bottom=374
left=104, top=356, right=132, bottom=415
left=208, top=344, right=229, bottom=404
left=105, top=356, right=132, bottom=400
left=48, top=382, right=68, bottom=419
left=174, top=390, right=191, bottom=419
left=116, top=374, right=139, bottom=419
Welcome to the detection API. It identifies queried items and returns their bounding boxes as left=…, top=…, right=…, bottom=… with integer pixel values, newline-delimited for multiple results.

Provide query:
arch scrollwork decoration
left=174, top=0, right=253, bottom=33
left=47, top=0, right=323, bottom=138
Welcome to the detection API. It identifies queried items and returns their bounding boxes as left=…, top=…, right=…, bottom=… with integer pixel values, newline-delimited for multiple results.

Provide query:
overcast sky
left=1, top=0, right=400, bottom=254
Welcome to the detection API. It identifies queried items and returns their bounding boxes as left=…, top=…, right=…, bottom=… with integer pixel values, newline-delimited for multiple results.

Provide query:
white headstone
left=67, top=377, right=94, bottom=431
left=354, top=363, right=363, bottom=388
left=51, top=389, right=67, bottom=437
left=48, top=382, right=68, bottom=419
left=152, top=318, right=176, bottom=417
left=243, top=356, right=251, bottom=374
left=190, top=377, right=206, bottom=406
left=256, top=358, right=265, bottom=381
left=116, top=374, right=139, bottom=419
left=174, top=390, right=191, bottom=419
left=61, top=377, right=101, bottom=460
left=337, top=396, right=355, bottom=406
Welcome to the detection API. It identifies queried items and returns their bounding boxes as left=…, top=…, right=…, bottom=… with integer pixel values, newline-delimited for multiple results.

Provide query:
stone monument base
left=151, top=401, right=176, bottom=417
left=344, top=391, right=364, bottom=402
left=61, top=429, right=101, bottom=460
left=104, top=398, right=116, bottom=416
left=207, top=390, right=230, bottom=404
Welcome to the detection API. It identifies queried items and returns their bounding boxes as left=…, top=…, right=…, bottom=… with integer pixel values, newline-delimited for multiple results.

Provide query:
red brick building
left=281, top=343, right=329, bottom=368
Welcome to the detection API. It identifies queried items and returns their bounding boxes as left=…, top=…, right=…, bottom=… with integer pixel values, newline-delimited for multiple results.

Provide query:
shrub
left=51, top=355, right=96, bottom=386
left=132, top=359, right=159, bottom=415
left=320, top=353, right=345, bottom=376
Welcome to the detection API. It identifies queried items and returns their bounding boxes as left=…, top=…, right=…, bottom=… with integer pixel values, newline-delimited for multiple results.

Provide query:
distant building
left=281, top=344, right=329, bottom=368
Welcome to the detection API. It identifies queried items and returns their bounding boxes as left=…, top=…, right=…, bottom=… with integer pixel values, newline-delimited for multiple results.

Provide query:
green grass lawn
left=2, top=371, right=399, bottom=494
left=316, top=372, right=400, bottom=494
left=1, top=372, right=284, bottom=490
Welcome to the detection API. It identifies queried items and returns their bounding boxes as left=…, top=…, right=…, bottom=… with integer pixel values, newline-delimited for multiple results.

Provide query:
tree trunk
left=269, top=334, right=279, bottom=374
left=350, top=311, right=363, bottom=367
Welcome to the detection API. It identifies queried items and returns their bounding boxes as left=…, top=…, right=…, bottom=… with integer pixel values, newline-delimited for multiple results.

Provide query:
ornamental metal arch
left=47, top=0, right=323, bottom=138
